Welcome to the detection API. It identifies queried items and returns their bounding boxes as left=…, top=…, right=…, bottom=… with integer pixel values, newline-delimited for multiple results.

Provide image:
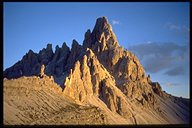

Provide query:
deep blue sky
left=4, top=2, right=189, bottom=98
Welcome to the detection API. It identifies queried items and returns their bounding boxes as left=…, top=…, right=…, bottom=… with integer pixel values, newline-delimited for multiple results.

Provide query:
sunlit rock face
left=3, top=17, right=189, bottom=125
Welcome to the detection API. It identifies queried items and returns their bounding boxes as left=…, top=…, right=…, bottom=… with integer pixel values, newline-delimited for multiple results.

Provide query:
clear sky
left=3, top=2, right=190, bottom=98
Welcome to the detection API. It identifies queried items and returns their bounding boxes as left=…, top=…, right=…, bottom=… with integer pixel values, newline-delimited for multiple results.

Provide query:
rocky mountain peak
left=28, top=49, right=34, bottom=54
left=71, top=39, right=80, bottom=50
left=4, top=16, right=190, bottom=125
left=46, top=44, right=52, bottom=51
left=83, top=17, right=119, bottom=52
left=62, top=42, right=68, bottom=50
left=92, top=16, right=110, bottom=34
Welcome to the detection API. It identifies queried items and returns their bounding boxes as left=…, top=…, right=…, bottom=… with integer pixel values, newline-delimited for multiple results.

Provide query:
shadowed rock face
left=3, top=17, right=189, bottom=125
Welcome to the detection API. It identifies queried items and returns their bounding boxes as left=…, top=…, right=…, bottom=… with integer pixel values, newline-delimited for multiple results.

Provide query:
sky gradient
left=3, top=2, right=190, bottom=98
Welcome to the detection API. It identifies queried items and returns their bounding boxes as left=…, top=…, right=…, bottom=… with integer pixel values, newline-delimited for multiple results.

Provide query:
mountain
left=3, top=17, right=189, bottom=125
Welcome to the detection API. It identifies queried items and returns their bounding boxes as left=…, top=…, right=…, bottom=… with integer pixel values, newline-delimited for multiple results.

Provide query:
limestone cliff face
left=63, top=48, right=113, bottom=102
left=82, top=17, right=158, bottom=106
left=63, top=48, right=134, bottom=118
left=46, top=42, right=70, bottom=77
left=63, top=51, right=93, bottom=103
left=4, top=50, right=40, bottom=79
left=4, top=16, right=166, bottom=115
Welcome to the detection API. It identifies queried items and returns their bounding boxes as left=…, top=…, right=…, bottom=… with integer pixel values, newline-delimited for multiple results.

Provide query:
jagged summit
left=83, top=16, right=119, bottom=52
left=92, top=16, right=112, bottom=37
left=3, top=17, right=189, bottom=125
left=3, top=16, right=167, bottom=103
left=3, top=17, right=163, bottom=100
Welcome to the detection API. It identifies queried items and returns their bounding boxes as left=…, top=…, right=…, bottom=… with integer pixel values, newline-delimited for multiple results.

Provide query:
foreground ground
left=3, top=76, right=189, bottom=125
